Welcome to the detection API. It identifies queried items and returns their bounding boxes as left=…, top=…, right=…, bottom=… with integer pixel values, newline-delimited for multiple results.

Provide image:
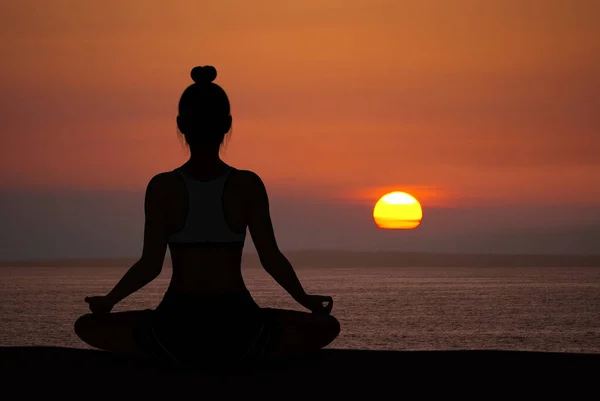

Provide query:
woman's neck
left=184, top=146, right=229, bottom=178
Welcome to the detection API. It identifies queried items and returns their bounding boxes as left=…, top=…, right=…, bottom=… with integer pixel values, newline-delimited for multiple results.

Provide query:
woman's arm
left=104, top=174, right=169, bottom=306
left=244, top=170, right=340, bottom=316
left=245, top=171, right=309, bottom=305
left=245, top=171, right=333, bottom=314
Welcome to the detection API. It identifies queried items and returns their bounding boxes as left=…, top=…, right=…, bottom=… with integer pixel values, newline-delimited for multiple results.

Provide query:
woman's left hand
left=85, top=295, right=114, bottom=314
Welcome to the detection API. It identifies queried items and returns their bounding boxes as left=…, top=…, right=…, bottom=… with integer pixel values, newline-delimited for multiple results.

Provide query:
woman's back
left=158, top=162, right=254, bottom=295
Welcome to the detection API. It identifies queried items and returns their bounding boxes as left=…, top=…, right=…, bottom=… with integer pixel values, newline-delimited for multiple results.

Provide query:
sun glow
left=373, top=191, right=423, bottom=229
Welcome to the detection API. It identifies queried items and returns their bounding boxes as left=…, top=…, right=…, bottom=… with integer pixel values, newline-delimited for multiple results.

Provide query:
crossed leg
left=74, top=308, right=341, bottom=360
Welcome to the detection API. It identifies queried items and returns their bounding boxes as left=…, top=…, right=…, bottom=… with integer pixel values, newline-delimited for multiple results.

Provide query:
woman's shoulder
left=145, top=170, right=183, bottom=193
left=231, top=168, right=266, bottom=189
left=232, top=168, right=261, bottom=181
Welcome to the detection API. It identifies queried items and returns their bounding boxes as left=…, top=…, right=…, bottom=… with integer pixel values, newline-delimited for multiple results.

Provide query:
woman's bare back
left=158, top=163, right=253, bottom=295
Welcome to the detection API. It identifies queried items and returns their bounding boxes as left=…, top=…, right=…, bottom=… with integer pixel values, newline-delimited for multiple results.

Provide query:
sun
left=373, top=191, right=423, bottom=229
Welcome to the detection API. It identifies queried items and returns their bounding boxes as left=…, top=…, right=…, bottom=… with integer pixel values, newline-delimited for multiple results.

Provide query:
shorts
left=132, top=290, right=282, bottom=368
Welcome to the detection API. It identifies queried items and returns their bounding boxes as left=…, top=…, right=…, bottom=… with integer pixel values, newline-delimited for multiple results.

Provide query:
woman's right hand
left=85, top=295, right=115, bottom=315
left=299, top=294, right=334, bottom=315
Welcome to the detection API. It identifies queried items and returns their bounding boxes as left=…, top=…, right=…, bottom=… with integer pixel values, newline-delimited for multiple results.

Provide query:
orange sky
left=1, top=0, right=599, bottom=208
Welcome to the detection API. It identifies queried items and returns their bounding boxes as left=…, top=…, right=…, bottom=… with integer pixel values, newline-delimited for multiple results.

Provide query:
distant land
left=1, top=250, right=599, bottom=268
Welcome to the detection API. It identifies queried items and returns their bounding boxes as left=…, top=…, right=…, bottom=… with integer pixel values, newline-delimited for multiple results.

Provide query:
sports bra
left=167, top=166, right=246, bottom=246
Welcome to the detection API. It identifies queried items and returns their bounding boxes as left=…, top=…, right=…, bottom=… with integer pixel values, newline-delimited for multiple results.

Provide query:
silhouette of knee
left=329, top=315, right=341, bottom=338
left=314, top=314, right=340, bottom=347
left=325, top=315, right=341, bottom=341
left=74, top=314, right=95, bottom=339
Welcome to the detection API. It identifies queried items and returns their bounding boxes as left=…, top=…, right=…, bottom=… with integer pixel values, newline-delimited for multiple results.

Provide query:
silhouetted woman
left=74, top=66, right=340, bottom=368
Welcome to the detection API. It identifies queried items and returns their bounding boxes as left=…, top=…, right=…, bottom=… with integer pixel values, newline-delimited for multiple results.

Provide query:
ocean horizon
left=2, top=263, right=599, bottom=354
left=2, top=250, right=600, bottom=268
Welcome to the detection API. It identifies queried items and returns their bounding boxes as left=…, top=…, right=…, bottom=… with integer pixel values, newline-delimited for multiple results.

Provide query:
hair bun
left=190, top=66, right=217, bottom=84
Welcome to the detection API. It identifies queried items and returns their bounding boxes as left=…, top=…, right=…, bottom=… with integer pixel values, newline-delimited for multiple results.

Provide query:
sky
left=1, top=0, right=599, bottom=259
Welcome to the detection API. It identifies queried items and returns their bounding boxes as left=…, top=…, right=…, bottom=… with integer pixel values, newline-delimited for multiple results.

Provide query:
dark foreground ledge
left=1, top=346, right=598, bottom=393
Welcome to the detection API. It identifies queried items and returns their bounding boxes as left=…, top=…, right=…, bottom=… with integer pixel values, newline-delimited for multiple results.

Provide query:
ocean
left=1, top=265, right=599, bottom=353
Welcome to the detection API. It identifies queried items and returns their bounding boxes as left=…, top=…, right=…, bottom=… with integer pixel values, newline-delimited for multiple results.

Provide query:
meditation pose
left=74, top=66, right=340, bottom=367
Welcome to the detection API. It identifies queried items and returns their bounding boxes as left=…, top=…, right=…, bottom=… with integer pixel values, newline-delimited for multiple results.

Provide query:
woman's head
left=177, top=66, right=232, bottom=148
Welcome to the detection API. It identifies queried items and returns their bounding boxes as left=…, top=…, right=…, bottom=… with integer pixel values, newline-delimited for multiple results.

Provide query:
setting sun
left=373, top=192, right=423, bottom=230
